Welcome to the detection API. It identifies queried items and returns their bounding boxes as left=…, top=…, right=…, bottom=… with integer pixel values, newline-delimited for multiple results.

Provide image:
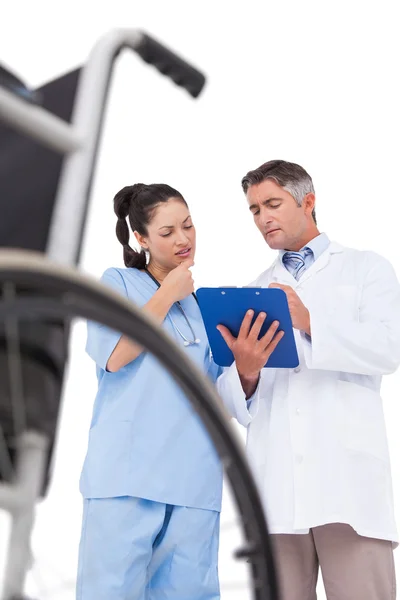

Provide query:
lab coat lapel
left=298, top=241, right=344, bottom=286
left=270, top=242, right=344, bottom=287
left=270, top=258, right=297, bottom=285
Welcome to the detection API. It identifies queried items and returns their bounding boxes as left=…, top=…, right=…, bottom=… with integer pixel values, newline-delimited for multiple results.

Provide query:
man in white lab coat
left=217, top=159, right=400, bottom=600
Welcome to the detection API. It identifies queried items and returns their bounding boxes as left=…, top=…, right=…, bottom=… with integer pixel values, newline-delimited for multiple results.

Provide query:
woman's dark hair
left=114, top=183, right=187, bottom=269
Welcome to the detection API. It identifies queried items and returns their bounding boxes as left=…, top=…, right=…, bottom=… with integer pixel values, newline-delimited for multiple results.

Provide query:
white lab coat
left=217, top=241, right=400, bottom=544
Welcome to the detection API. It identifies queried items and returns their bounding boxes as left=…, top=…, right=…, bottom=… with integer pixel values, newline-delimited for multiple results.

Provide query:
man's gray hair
left=241, top=159, right=316, bottom=223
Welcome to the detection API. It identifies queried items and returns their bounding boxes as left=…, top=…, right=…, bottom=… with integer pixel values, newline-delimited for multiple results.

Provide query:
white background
left=1, top=0, right=400, bottom=597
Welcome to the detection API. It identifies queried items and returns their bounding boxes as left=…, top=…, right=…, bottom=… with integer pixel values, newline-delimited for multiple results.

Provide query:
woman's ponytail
left=114, top=185, right=147, bottom=269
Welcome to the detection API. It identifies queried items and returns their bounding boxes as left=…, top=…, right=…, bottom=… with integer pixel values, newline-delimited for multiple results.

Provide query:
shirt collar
left=302, top=232, right=330, bottom=261
left=279, top=232, right=330, bottom=262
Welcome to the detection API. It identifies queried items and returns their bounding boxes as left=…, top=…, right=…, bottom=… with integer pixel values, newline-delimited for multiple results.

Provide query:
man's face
left=246, top=178, right=315, bottom=251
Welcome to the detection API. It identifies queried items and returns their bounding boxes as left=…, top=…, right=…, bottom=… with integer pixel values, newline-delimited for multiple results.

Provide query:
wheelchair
left=0, top=29, right=279, bottom=600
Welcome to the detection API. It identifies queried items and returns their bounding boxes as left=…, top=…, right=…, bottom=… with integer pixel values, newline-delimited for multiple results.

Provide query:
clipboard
left=196, top=287, right=299, bottom=368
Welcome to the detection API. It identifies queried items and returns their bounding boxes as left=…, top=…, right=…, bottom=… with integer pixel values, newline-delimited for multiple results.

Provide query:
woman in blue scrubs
left=76, top=183, right=223, bottom=600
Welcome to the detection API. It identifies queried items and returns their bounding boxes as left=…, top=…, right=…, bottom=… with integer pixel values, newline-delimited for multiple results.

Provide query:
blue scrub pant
left=76, top=496, right=220, bottom=600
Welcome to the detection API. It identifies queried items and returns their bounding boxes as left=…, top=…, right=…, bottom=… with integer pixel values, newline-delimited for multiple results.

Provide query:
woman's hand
left=217, top=310, right=284, bottom=397
left=160, top=260, right=195, bottom=303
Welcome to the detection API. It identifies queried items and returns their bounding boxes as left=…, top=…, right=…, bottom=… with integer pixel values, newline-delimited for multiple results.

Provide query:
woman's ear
left=133, top=230, right=148, bottom=250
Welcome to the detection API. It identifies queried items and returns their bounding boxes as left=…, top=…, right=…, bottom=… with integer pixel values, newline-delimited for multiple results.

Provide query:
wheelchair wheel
left=0, top=250, right=279, bottom=600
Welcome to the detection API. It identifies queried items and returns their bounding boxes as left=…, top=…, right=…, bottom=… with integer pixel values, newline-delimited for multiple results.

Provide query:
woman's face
left=136, top=198, right=196, bottom=269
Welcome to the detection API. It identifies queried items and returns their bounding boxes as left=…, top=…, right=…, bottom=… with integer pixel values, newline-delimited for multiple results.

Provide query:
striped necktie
left=282, top=248, right=313, bottom=280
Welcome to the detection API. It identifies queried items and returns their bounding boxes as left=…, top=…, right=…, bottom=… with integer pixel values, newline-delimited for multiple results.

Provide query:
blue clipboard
left=196, top=287, right=299, bottom=368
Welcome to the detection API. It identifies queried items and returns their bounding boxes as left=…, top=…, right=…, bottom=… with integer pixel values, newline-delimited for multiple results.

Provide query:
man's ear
left=303, top=192, right=315, bottom=217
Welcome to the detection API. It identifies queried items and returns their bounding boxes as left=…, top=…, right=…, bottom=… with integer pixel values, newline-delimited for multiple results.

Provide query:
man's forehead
left=246, top=179, right=284, bottom=203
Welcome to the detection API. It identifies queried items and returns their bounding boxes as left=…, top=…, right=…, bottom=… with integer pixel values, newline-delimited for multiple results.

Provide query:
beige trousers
left=271, top=523, right=396, bottom=600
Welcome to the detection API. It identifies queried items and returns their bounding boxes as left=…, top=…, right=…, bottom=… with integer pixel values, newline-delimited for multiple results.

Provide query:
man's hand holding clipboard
left=269, top=283, right=311, bottom=336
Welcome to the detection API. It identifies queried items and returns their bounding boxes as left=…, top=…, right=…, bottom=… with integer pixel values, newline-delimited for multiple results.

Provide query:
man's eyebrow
left=248, top=197, right=283, bottom=211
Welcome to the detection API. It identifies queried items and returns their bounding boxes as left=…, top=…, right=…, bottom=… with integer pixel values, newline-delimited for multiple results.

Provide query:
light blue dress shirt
left=280, top=232, right=330, bottom=278
left=80, top=267, right=223, bottom=512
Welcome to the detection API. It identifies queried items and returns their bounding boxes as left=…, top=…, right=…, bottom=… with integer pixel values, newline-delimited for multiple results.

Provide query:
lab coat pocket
left=336, top=380, right=389, bottom=461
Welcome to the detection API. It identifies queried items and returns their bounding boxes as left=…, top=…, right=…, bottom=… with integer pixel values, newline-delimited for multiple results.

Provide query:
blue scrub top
left=79, top=267, right=223, bottom=512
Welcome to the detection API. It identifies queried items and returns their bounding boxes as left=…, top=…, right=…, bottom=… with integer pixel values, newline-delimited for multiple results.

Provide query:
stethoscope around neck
left=144, top=267, right=200, bottom=346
